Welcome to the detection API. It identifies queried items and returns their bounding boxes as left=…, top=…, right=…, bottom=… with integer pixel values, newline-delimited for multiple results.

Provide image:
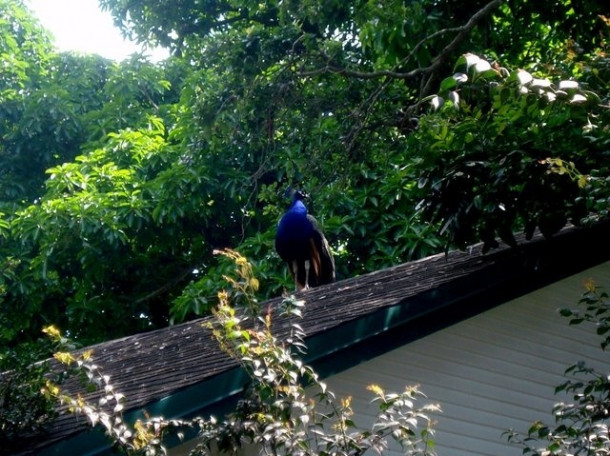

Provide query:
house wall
left=323, top=260, right=610, bottom=456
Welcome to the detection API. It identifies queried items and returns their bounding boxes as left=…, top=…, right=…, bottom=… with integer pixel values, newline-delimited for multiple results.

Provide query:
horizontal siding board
left=432, top=429, right=515, bottom=456
left=324, top=261, right=610, bottom=456
left=338, top=359, right=554, bottom=419
left=433, top=329, right=587, bottom=372
left=367, top=365, right=549, bottom=416
left=415, top=338, right=568, bottom=386
left=352, top=346, right=561, bottom=405
left=463, top=313, right=587, bottom=350
left=384, top=347, right=561, bottom=393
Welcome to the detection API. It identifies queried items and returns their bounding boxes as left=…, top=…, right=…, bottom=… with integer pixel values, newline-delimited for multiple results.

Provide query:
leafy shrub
left=0, top=340, right=57, bottom=453
left=507, top=281, right=610, bottom=455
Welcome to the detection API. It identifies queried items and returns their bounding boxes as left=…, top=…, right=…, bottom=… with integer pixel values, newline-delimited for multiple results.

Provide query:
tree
left=0, top=2, right=189, bottom=346
left=0, top=0, right=54, bottom=206
left=0, top=339, right=56, bottom=453
left=97, top=0, right=610, bottom=259
left=3, top=0, right=608, bottom=447
left=1, top=0, right=609, bottom=350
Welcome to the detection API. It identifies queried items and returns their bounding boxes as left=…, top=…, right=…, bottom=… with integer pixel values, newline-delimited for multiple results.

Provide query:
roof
left=22, top=220, right=610, bottom=455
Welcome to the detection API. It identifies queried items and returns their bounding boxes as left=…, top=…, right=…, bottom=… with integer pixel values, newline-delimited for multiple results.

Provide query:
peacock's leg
left=303, top=259, right=311, bottom=290
left=291, top=260, right=300, bottom=290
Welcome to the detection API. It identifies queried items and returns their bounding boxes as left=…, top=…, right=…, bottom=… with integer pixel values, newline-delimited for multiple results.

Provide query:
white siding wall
left=323, top=261, right=610, bottom=456
left=172, top=262, right=610, bottom=456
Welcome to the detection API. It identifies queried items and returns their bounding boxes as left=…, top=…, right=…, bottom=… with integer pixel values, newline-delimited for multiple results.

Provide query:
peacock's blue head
left=284, top=188, right=308, bottom=210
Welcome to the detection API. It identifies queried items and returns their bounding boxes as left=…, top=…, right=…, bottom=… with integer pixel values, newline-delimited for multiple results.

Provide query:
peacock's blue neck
left=278, top=199, right=312, bottom=238
left=290, top=199, right=308, bottom=215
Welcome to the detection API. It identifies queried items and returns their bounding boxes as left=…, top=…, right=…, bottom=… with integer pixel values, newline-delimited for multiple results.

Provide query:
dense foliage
left=0, top=0, right=608, bottom=351
left=0, top=340, right=56, bottom=452
left=412, top=53, right=609, bottom=250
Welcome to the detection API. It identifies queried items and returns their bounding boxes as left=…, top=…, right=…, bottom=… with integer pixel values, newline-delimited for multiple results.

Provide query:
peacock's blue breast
left=277, top=209, right=313, bottom=240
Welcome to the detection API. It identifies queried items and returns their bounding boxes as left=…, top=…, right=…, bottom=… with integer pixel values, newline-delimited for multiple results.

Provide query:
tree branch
left=297, top=0, right=503, bottom=82
left=134, top=267, right=193, bottom=305
left=420, top=0, right=503, bottom=95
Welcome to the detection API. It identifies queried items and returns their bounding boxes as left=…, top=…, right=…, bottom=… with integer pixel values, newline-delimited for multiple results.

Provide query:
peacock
left=275, top=190, right=335, bottom=290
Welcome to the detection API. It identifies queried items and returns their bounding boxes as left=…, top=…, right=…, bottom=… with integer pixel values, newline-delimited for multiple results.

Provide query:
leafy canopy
left=0, top=0, right=608, bottom=350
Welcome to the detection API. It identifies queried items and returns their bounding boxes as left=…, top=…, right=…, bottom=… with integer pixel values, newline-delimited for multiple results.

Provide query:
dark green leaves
left=415, top=53, right=608, bottom=251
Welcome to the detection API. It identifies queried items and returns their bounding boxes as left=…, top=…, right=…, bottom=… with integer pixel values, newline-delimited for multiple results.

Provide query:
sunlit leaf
left=474, top=59, right=492, bottom=73
left=517, top=70, right=533, bottom=85
left=570, top=94, right=587, bottom=103
left=430, top=96, right=444, bottom=111
left=558, top=80, right=579, bottom=90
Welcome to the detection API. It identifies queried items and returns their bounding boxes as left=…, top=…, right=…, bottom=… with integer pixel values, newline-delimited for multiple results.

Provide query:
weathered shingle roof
left=21, top=221, right=610, bottom=455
